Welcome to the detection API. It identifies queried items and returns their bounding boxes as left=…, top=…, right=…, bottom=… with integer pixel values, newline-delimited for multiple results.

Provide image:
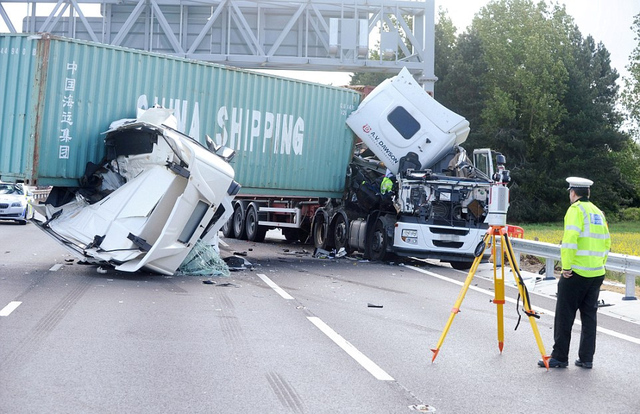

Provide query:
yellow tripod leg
left=503, top=234, right=550, bottom=369
left=493, top=231, right=505, bottom=353
left=431, top=233, right=489, bottom=362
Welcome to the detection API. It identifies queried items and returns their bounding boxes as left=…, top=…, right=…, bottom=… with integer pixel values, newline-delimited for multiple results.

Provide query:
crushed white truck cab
left=34, top=109, right=239, bottom=275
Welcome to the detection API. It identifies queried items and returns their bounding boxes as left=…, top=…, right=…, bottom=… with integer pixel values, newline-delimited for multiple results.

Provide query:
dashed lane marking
left=257, top=273, right=294, bottom=300
left=257, top=273, right=394, bottom=381
left=0, top=301, right=22, bottom=316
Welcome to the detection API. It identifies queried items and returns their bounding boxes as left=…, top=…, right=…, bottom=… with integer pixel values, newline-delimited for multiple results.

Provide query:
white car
left=0, top=182, right=34, bottom=225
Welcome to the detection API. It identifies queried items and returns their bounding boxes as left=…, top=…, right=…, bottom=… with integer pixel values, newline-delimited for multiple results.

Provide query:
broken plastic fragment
left=408, top=404, right=436, bottom=412
left=223, top=256, right=253, bottom=271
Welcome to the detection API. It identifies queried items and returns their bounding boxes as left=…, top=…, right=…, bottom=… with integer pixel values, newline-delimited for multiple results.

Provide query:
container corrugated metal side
left=0, top=34, right=360, bottom=198
left=0, top=35, right=39, bottom=182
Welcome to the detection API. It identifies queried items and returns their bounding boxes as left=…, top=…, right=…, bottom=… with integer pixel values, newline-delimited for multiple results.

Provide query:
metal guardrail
left=509, top=238, right=640, bottom=301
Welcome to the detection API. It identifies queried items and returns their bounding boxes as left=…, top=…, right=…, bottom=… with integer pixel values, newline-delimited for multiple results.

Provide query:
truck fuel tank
left=346, top=67, right=470, bottom=175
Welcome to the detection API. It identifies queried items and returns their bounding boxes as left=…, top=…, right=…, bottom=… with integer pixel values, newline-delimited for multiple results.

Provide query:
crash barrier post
left=507, top=238, right=640, bottom=300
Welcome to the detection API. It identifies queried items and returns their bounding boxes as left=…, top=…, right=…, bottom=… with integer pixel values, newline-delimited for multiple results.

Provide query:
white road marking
left=406, top=265, right=640, bottom=345
left=257, top=273, right=294, bottom=300
left=49, top=263, right=63, bottom=271
left=256, top=273, right=394, bottom=380
left=0, top=301, right=22, bottom=316
left=307, top=316, right=394, bottom=381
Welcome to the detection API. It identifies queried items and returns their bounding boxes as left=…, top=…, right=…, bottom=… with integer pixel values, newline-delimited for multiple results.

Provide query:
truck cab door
left=473, top=148, right=494, bottom=179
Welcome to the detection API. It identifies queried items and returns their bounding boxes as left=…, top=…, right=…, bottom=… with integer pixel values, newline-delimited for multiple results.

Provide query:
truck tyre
left=312, top=212, right=329, bottom=250
left=221, top=215, right=234, bottom=238
left=332, top=213, right=351, bottom=253
left=449, top=261, right=472, bottom=271
left=232, top=203, right=247, bottom=240
left=367, top=219, right=388, bottom=261
left=246, top=205, right=267, bottom=242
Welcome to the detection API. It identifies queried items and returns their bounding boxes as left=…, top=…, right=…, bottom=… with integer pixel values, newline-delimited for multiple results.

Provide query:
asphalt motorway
left=1, top=222, right=640, bottom=413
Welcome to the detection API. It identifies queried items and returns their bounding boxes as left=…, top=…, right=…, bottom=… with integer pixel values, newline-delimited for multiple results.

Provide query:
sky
left=1, top=1, right=639, bottom=86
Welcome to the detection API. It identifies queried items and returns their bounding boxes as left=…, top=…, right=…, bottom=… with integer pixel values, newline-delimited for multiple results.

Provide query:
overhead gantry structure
left=0, top=0, right=436, bottom=91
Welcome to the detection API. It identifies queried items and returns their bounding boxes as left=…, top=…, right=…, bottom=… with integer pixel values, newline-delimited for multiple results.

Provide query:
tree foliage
left=622, top=13, right=640, bottom=136
left=435, top=0, right=638, bottom=221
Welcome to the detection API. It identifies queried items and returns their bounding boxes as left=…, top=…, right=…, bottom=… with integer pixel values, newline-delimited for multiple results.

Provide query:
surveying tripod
left=430, top=155, right=551, bottom=369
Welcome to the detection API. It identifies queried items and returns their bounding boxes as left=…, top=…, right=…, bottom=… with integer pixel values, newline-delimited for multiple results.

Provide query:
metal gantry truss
left=1, top=0, right=435, bottom=90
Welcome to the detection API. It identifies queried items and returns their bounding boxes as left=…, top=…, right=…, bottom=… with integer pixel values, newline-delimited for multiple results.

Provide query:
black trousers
left=551, top=273, right=604, bottom=363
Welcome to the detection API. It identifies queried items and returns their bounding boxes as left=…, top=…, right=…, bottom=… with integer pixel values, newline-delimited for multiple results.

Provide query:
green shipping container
left=0, top=34, right=360, bottom=198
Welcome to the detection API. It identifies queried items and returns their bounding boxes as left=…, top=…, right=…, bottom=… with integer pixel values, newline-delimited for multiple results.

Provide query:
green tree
left=622, top=13, right=640, bottom=139
left=435, top=0, right=637, bottom=221
left=433, top=8, right=457, bottom=98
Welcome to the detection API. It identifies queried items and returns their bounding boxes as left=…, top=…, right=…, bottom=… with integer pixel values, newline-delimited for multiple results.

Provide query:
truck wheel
left=367, top=220, right=387, bottom=261
left=333, top=213, right=350, bottom=252
left=312, top=213, right=329, bottom=249
left=449, top=261, right=472, bottom=271
left=233, top=203, right=247, bottom=240
left=246, top=205, right=267, bottom=242
left=222, top=216, right=234, bottom=238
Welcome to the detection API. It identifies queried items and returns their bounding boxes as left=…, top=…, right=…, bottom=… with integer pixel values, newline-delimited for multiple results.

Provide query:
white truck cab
left=343, top=68, right=498, bottom=268
left=34, top=109, right=239, bottom=275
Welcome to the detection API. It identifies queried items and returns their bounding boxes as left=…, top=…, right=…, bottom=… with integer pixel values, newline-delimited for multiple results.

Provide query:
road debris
left=178, top=240, right=230, bottom=277
left=408, top=404, right=436, bottom=412
left=224, top=256, right=254, bottom=271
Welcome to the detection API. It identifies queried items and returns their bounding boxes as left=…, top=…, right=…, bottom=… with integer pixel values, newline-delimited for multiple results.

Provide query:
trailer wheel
left=312, top=213, right=329, bottom=249
left=246, top=205, right=267, bottom=242
left=367, top=220, right=388, bottom=261
left=233, top=203, right=247, bottom=240
left=333, top=213, right=350, bottom=253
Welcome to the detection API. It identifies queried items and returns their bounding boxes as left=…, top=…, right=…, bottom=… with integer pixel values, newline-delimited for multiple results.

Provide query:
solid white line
left=307, top=316, right=394, bottom=381
left=405, top=265, right=640, bottom=345
left=0, top=301, right=22, bottom=317
left=257, top=273, right=294, bottom=300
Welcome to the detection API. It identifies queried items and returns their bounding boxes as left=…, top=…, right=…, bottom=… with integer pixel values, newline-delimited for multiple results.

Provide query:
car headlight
left=11, top=201, right=24, bottom=207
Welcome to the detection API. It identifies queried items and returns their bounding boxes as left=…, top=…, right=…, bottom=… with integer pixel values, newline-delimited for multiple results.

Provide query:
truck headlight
left=401, top=229, right=418, bottom=244
left=402, top=229, right=418, bottom=238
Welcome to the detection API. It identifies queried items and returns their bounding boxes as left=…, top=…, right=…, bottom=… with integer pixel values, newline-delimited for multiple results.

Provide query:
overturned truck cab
left=34, top=109, right=239, bottom=275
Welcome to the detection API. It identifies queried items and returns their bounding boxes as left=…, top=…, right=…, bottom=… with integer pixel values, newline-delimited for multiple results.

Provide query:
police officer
left=539, top=177, right=611, bottom=369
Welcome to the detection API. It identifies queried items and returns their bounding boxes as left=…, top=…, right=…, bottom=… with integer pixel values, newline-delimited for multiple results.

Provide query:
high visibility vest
left=380, top=177, right=393, bottom=194
left=561, top=199, right=611, bottom=277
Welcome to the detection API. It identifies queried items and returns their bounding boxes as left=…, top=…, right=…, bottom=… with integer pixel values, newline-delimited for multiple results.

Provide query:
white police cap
left=566, top=176, right=593, bottom=189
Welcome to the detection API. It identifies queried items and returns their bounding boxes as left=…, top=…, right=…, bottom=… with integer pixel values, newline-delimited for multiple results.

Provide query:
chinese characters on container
left=59, top=61, right=76, bottom=159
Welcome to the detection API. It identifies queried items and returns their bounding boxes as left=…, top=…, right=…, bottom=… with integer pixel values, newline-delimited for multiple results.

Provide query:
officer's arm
left=560, top=207, right=581, bottom=272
